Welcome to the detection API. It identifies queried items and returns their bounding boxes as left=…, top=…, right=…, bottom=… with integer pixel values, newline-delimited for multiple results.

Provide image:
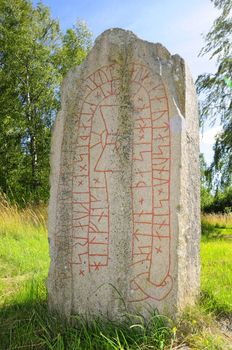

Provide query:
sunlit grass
left=202, top=213, right=232, bottom=236
left=201, top=213, right=232, bottom=240
left=200, top=213, right=232, bottom=317
left=0, top=196, right=47, bottom=236
left=200, top=237, right=232, bottom=315
left=0, top=201, right=231, bottom=349
left=0, top=200, right=174, bottom=349
left=175, top=306, right=231, bottom=350
left=202, top=213, right=232, bottom=228
left=0, top=198, right=49, bottom=305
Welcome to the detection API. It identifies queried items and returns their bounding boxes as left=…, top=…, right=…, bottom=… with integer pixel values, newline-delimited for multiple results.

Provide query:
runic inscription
left=54, top=63, right=172, bottom=301
left=130, top=64, right=172, bottom=301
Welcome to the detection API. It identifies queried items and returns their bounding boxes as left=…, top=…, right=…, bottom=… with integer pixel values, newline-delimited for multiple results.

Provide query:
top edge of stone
left=94, top=28, right=184, bottom=63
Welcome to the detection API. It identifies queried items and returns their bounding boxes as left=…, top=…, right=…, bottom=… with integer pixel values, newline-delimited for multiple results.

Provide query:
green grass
left=200, top=237, right=232, bottom=316
left=0, top=283, right=174, bottom=349
left=201, top=213, right=232, bottom=238
left=0, top=231, right=48, bottom=278
left=0, top=202, right=175, bottom=349
left=200, top=213, right=232, bottom=317
left=0, top=294, right=173, bottom=349
left=0, top=200, right=49, bottom=304
left=0, top=203, right=232, bottom=349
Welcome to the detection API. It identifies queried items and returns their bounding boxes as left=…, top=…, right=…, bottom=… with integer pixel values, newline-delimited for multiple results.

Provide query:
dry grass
left=0, top=196, right=49, bottom=306
left=201, top=213, right=232, bottom=238
left=175, top=306, right=232, bottom=349
left=202, top=213, right=232, bottom=228
left=0, top=195, right=47, bottom=237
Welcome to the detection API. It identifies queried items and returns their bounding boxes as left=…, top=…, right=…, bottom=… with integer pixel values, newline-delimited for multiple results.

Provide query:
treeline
left=0, top=0, right=231, bottom=212
left=200, top=153, right=232, bottom=213
left=0, top=0, right=92, bottom=204
left=197, top=0, right=232, bottom=213
left=201, top=186, right=232, bottom=213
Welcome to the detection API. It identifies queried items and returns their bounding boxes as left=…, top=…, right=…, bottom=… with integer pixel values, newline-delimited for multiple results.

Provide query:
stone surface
left=47, top=28, right=200, bottom=319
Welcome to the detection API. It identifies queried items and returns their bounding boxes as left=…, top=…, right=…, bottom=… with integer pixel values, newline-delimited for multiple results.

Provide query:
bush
left=203, top=187, right=232, bottom=213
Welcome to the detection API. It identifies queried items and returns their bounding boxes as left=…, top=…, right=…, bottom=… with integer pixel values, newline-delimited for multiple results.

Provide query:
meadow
left=0, top=200, right=232, bottom=349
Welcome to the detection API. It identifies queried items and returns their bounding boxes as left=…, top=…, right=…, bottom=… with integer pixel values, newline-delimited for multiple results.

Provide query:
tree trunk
left=26, top=65, right=39, bottom=203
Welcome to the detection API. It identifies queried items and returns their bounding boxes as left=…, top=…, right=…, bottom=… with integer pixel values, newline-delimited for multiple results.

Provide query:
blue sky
left=34, top=0, right=220, bottom=163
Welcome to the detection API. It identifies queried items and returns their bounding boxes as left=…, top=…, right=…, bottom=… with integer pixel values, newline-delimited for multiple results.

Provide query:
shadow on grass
left=0, top=300, right=49, bottom=350
left=201, top=221, right=232, bottom=240
left=200, top=290, right=232, bottom=320
left=201, top=221, right=224, bottom=239
left=0, top=298, right=173, bottom=350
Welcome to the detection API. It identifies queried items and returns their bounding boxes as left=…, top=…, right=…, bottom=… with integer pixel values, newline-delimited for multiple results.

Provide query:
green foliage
left=0, top=0, right=92, bottom=204
left=0, top=0, right=60, bottom=203
left=196, top=0, right=232, bottom=189
left=200, top=153, right=232, bottom=214
left=197, top=0, right=231, bottom=123
left=200, top=153, right=214, bottom=211
left=211, top=128, right=232, bottom=189
left=203, top=186, right=232, bottom=213
left=55, top=20, right=92, bottom=77
left=201, top=186, right=214, bottom=211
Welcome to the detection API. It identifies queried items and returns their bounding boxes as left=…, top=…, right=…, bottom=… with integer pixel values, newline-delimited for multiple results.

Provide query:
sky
left=34, top=0, right=221, bottom=164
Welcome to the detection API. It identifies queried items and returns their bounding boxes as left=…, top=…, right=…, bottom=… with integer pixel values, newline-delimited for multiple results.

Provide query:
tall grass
left=202, top=213, right=232, bottom=228
left=0, top=200, right=231, bottom=349
left=0, top=196, right=47, bottom=235
left=0, top=197, right=49, bottom=306
left=201, top=213, right=232, bottom=238
left=201, top=238, right=232, bottom=315
left=201, top=212, right=232, bottom=317
left=0, top=200, right=175, bottom=349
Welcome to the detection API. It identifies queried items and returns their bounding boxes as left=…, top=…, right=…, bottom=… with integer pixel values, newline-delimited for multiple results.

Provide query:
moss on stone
left=115, top=45, right=133, bottom=168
